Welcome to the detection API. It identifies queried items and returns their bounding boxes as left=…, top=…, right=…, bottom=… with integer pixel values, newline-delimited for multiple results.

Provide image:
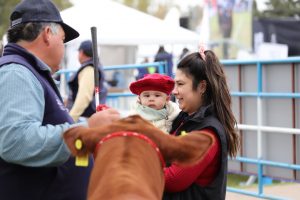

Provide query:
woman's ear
left=198, top=80, right=207, bottom=94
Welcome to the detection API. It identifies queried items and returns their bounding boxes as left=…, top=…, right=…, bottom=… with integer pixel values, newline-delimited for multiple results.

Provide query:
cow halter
left=94, top=131, right=166, bottom=168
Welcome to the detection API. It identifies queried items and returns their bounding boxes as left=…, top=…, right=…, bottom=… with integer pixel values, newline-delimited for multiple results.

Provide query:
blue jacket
left=154, top=52, right=174, bottom=77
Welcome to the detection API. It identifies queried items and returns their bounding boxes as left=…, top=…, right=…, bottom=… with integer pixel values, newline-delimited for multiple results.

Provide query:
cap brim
left=60, top=22, right=79, bottom=43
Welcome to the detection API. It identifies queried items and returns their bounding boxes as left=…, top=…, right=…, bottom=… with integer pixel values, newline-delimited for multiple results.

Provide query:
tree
left=0, top=0, right=72, bottom=39
left=254, top=0, right=300, bottom=18
left=116, top=0, right=151, bottom=13
left=114, top=0, right=169, bottom=19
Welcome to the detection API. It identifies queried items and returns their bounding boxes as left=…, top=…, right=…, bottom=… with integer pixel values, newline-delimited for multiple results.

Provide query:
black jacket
left=68, top=58, right=107, bottom=117
left=164, top=104, right=228, bottom=200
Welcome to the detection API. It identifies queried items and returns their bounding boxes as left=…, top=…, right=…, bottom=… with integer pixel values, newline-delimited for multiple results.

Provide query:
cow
left=63, top=115, right=212, bottom=200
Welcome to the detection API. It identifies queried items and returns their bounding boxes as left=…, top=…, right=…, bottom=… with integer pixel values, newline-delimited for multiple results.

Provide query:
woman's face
left=173, top=69, right=204, bottom=115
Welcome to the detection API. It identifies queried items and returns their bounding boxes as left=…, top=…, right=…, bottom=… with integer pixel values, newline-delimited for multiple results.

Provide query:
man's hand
left=88, top=108, right=120, bottom=128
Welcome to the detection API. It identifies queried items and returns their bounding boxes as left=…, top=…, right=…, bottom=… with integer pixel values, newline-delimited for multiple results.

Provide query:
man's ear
left=41, top=26, right=51, bottom=45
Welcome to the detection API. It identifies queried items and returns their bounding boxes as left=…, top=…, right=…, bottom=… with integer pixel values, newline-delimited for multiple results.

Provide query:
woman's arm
left=164, top=129, right=221, bottom=192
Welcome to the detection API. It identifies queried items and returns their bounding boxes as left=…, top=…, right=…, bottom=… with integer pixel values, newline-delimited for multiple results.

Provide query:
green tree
left=254, top=0, right=300, bottom=18
left=120, top=0, right=151, bottom=13
left=114, top=0, right=168, bottom=19
left=0, top=0, right=72, bottom=39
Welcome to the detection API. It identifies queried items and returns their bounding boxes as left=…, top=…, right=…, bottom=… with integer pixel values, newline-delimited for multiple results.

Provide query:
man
left=68, top=40, right=107, bottom=122
left=0, top=1, right=119, bottom=200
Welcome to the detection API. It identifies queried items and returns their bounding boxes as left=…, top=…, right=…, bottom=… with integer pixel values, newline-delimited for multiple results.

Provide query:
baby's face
left=139, top=90, right=169, bottom=110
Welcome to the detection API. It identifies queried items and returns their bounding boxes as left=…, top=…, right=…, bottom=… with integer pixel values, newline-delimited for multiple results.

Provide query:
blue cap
left=10, top=0, right=79, bottom=43
left=78, top=40, right=93, bottom=57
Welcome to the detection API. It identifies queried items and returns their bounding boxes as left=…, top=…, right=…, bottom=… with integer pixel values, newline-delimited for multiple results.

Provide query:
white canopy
left=61, top=0, right=200, bottom=45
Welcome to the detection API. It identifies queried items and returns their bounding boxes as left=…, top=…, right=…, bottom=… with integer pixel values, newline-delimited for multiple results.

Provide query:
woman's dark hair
left=177, top=51, right=240, bottom=157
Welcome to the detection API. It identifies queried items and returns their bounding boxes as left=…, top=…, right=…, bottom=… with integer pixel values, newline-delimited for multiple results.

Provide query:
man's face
left=139, top=90, right=169, bottom=110
left=78, top=50, right=85, bottom=64
left=47, top=24, right=65, bottom=72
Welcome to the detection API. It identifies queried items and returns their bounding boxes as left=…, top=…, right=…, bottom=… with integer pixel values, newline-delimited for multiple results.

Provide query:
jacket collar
left=183, top=104, right=215, bottom=123
left=3, top=43, right=50, bottom=72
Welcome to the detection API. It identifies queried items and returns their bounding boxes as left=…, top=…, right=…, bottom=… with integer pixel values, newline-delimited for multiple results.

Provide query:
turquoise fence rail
left=57, top=61, right=167, bottom=79
left=227, top=156, right=300, bottom=200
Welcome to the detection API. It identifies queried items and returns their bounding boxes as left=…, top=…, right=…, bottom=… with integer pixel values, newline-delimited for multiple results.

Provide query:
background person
left=135, top=57, right=150, bottom=80
left=179, top=47, right=190, bottom=60
left=0, top=1, right=120, bottom=200
left=163, top=48, right=240, bottom=199
left=129, top=73, right=180, bottom=133
left=67, top=40, right=107, bottom=122
left=154, top=45, right=174, bottom=77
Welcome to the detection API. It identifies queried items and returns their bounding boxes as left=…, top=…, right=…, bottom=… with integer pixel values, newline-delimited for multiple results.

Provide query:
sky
left=71, top=0, right=268, bottom=13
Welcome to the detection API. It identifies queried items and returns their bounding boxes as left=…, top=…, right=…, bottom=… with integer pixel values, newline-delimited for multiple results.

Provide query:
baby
left=129, top=73, right=180, bottom=133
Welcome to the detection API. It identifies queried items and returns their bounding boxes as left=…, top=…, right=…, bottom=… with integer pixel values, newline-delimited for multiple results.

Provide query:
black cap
left=10, top=0, right=79, bottom=43
left=78, top=40, right=93, bottom=57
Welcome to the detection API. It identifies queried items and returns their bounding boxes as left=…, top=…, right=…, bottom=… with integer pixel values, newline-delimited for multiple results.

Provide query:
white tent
left=61, top=0, right=200, bottom=46
left=60, top=0, right=200, bottom=88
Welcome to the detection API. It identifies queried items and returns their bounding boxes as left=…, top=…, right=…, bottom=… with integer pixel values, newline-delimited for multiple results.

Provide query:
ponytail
left=204, top=50, right=240, bottom=157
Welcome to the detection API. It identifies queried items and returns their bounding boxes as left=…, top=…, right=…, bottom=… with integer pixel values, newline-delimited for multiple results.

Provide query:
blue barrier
left=228, top=156, right=300, bottom=200
left=223, top=57, right=300, bottom=200
left=57, top=61, right=167, bottom=78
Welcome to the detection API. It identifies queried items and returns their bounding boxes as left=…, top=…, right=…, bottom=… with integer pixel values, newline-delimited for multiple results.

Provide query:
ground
left=226, top=183, right=300, bottom=200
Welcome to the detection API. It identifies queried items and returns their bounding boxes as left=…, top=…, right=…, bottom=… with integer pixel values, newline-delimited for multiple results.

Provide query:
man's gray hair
left=45, top=22, right=60, bottom=35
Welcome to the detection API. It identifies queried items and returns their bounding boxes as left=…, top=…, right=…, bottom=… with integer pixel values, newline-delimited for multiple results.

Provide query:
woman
left=163, top=48, right=240, bottom=200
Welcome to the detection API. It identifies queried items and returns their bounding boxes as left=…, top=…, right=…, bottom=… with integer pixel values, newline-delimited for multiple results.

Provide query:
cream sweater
left=69, top=66, right=94, bottom=122
left=130, top=101, right=180, bottom=133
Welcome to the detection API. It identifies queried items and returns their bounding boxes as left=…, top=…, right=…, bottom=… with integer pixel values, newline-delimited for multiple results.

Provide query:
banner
left=253, top=18, right=300, bottom=56
left=204, top=0, right=253, bottom=59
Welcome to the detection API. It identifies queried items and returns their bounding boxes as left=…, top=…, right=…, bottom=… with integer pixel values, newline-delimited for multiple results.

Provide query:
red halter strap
left=94, top=131, right=166, bottom=168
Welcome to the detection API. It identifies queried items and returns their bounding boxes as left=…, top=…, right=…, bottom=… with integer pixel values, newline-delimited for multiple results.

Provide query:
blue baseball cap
left=10, top=0, right=79, bottom=43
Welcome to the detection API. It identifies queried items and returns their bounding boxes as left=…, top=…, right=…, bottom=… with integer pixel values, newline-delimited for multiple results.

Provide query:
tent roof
left=61, top=0, right=200, bottom=45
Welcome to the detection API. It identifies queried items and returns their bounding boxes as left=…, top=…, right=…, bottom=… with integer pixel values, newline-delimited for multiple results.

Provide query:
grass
left=227, top=173, right=250, bottom=188
left=227, top=173, right=284, bottom=189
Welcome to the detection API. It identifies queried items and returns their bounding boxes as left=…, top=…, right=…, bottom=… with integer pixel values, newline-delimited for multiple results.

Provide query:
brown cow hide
left=88, top=135, right=164, bottom=200
left=63, top=115, right=212, bottom=200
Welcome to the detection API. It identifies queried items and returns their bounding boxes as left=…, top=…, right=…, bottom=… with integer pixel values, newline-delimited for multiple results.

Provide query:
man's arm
left=0, top=64, right=71, bottom=167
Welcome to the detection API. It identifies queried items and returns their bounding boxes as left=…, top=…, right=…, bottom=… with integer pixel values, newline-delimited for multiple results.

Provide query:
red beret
left=130, top=73, right=175, bottom=95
